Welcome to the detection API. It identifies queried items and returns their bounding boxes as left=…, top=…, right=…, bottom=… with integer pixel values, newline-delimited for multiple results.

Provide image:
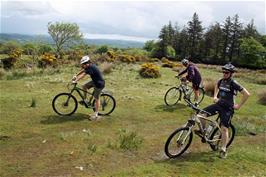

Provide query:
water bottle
left=206, top=122, right=215, bottom=135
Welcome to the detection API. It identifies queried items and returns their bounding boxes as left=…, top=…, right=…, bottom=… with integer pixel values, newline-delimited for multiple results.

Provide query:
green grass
left=0, top=62, right=266, bottom=177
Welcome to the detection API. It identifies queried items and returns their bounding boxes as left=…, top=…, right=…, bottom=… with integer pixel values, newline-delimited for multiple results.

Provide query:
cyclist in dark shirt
left=72, top=55, right=105, bottom=120
left=202, top=63, right=250, bottom=158
left=178, top=58, right=202, bottom=104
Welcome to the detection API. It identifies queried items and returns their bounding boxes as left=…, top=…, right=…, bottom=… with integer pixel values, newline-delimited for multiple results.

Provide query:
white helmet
left=181, top=58, right=189, bottom=65
left=80, top=55, right=90, bottom=64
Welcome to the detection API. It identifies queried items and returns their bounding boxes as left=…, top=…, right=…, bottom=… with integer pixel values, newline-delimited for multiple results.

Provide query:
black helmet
left=222, top=63, right=236, bottom=73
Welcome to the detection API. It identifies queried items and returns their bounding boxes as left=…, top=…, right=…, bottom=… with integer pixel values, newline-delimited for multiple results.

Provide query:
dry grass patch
left=203, top=78, right=217, bottom=97
left=257, top=89, right=266, bottom=105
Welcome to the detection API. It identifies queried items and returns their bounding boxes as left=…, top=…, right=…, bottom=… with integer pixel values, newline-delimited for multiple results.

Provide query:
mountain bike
left=52, top=82, right=116, bottom=116
left=164, top=99, right=235, bottom=158
left=164, top=77, right=205, bottom=106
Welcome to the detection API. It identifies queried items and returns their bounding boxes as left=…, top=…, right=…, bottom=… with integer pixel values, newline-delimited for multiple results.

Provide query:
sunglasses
left=223, top=71, right=230, bottom=74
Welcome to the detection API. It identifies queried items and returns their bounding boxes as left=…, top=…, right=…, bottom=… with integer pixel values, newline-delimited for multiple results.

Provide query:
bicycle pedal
left=201, top=137, right=206, bottom=143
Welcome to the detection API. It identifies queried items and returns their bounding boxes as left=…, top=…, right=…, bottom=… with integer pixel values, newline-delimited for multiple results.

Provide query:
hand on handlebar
left=72, top=75, right=77, bottom=81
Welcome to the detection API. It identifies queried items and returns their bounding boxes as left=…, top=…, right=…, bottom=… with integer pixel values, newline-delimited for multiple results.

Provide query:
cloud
left=1, top=1, right=265, bottom=38
left=1, top=1, right=57, bottom=17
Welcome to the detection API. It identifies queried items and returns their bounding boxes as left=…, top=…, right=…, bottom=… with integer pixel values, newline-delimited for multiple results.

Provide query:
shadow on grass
left=40, top=113, right=88, bottom=124
left=155, top=151, right=217, bottom=164
left=154, top=103, right=187, bottom=112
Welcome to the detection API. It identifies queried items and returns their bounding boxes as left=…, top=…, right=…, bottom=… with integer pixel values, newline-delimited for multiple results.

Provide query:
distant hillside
left=0, top=33, right=144, bottom=48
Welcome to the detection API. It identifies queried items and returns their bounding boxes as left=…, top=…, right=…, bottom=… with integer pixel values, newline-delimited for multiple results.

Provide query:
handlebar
left=184, top=99, right=210, bottom=116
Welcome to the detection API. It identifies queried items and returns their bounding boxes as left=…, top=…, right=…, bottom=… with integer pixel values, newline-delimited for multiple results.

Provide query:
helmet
left=80, top=55, right=90, bottom=64
left=222, top=63, right=236, bottom=73
left=181, top=58, right=189, bottom=65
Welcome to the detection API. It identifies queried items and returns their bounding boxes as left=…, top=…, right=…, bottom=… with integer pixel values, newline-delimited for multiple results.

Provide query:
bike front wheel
left=164, top=87, right=182, bottom=106
left=164, top=127, right=193, bottom=158
left=189, top=87, right=205, bottom=105
left=209, top=124, right=235, bottom=151
left=52, top=93, right=78, bottom=116
left=92, top=93, right=116, bottom=115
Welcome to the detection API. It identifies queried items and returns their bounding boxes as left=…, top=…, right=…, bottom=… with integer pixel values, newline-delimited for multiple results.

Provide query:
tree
left=95, top=45, right=108, bottom=54
left=48, top=22, right=83, bottom=59
left=178, top=27, right=189, bottom=58
left=221, top=16, right=232, bottom=61
left=228, top=14, right=243, bottom=61
left=143, top=40, right=156, bottom=52
left=187, top=13, right=204, bottom=60
left=240, top=37, right=266, bottom=68
left=243, top=19, right=260, bottom=40
left=165, top=45, right=176, bottom=59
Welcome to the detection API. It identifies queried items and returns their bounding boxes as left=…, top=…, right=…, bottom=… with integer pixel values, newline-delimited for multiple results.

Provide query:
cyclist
left=202, top=63, right=250, bottom=158
left=72, top=55, right=105, bottom=120
left=177, top=58, right=202, bottom=104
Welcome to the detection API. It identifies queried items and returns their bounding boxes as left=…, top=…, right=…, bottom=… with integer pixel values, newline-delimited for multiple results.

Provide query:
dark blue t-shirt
left=217, top=78, right=243, bottom=107
left=84, top=64, right=105, bottom=88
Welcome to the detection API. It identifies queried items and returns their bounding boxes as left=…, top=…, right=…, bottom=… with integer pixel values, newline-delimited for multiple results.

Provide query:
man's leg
left=90, top=87, right=103, bottom=119
left=219, top=109, right=233, bottom=158
left=221, top=125, right=228, bottom=151
left=82, top=81, right=94, bottom=100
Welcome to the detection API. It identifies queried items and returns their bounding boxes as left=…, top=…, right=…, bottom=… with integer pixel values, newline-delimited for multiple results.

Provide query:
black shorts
left=203, top=103, right=234, bottom=128
left=192, top=82, right=200, bottom=90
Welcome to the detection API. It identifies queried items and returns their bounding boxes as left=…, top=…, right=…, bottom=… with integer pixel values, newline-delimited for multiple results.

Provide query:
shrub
left=257, top=89, right=266, bottom=105
left=203, top=78, right=217, bottom=97
left=2, top=49, right=23, bottom=69
left=30, top=97, right=37, bottom=107
left=139, top=63, right=161, bottom=78
left=38, top=53, right=57, bottom=68
left=107, top=50, right=116, bottom=59
left=117, top=54, right=136, bottom=63
left=67, top=50, right=84, bottom=61
left=118, top=129, right=143, bottom=151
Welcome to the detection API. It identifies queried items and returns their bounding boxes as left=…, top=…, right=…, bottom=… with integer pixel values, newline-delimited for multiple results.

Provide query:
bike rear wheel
left=92, top=93, right=116, bottom=115
left=164, top=127, right=193, bottom=158
left=189, top=87, right=205, bottom=105
left=164, top=87, right=182, bottom=106
left=52, top=93, right=78, bottom=116
left=209, top=124, right=235, bottom=151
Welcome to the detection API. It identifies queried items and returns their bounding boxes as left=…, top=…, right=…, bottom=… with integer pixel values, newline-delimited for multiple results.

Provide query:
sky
left=0, top=0, right=265, bottom=42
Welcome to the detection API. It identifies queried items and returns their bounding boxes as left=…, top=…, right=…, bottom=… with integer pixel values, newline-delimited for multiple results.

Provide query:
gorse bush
left=2, top=49, right=23, bottom=69
left=38, top=53, right=57, bottom=68
left=117, top=54, right=136, bottom=63
left=118, top=129, right=143, bottom=151
left=139, top=63, right=161, bottom=78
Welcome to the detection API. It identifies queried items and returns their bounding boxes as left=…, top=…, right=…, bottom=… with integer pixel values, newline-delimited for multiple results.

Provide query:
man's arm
left=233, top=88, right=250, bottom=110
left=213, top=83, right=219, bottom=103
left=72, top=70, right=86, bottom=82
left=178, top=68, right=188, bottom=77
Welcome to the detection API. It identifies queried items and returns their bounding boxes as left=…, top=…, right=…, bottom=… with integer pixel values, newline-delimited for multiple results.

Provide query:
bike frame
left=185, top=114, right=222, bottom=143
left=68, top=84, right=95, bottom=107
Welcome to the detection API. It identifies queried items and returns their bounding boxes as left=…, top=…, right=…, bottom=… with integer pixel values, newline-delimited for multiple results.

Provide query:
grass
left=0, top=62, right=266, bottom=176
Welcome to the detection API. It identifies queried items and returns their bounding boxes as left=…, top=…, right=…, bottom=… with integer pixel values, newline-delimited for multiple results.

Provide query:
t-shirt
left=217, top=78, right=243, bottom=107
left=84, top=64, right=105, bottom=88
left=179, top=64, right=202, bottom=84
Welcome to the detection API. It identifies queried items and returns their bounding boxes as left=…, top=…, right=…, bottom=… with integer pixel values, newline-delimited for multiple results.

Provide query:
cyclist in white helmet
left=177, top=57, right=202, bottom=104
left=72, top=55, right=105, bottom=120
